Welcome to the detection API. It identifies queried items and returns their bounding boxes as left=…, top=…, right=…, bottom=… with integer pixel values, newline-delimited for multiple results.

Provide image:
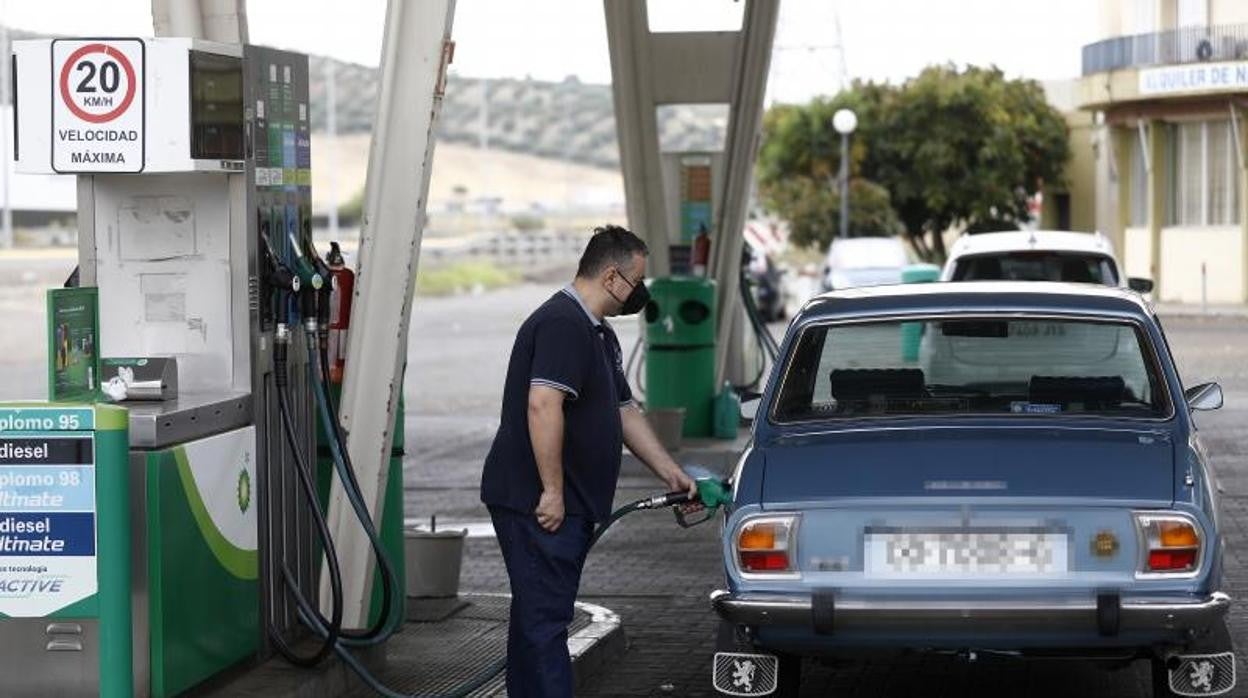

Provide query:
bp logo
left=237, top=468, right=252, bottom=514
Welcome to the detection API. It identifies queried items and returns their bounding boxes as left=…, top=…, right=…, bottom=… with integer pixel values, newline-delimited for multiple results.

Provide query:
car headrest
left=1028, top=376, right=1125, bottom=408
left=1060, top=258, right=1094, bottom=283
left=829, top=368, right=925, bottom=402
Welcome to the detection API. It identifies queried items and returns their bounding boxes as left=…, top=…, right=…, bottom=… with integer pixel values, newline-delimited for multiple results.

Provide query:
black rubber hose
left=740, top=268, right=779, bottom=361
left=270, top=360, right=345, bottom=667
left=589, top=500, right=647, bottom=547
left=307, top=339, right=400, bottom=644
left=734, top=269, right=773, bottom=391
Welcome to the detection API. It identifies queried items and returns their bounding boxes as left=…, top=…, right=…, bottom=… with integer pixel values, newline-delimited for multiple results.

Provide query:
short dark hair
left=576, top=224, right=649, bottom=279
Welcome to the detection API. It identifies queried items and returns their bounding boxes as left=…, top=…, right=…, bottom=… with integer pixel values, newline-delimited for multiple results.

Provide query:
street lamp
left=832, top=108, right=857, bottom=240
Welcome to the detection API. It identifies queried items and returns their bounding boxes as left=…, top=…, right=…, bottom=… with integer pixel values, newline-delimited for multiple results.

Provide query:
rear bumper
left=710, top=589, right=1231, bottom=636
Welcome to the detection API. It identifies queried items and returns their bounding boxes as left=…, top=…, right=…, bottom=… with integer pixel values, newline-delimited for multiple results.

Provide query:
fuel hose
left=295, top=474, right=702, bottom=697
left=307, top=337, right=402, bottom=645
left=269, top=323, right=345, bottom=667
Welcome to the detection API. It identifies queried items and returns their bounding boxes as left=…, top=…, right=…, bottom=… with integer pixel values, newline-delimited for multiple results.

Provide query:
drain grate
left=347, top=595, right=594, bottom=697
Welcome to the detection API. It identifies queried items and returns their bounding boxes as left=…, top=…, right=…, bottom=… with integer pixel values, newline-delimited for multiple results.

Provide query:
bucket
left=404, top=526, right=467, bottom=598
left=645, top=407, right=686, bottom=452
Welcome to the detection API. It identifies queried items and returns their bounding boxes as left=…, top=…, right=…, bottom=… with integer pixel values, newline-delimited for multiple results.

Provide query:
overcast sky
left=2, top=0, right=1100, bottom=103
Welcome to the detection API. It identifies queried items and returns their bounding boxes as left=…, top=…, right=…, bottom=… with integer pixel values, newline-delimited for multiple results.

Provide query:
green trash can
left=644, top=277, right=716, bottom=438
left=900, top=263, right=941, bottom=362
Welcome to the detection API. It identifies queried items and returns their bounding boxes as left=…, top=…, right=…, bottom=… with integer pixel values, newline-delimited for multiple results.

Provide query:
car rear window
left=772, top=317, right=1169, bottom=422
left=952, top=252, right=1119, bottom=285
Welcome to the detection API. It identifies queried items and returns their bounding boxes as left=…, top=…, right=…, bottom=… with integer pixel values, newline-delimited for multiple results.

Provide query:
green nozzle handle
left=289, top=232, right=324, bottom=290
left=695, top=477, right=733, bottom=509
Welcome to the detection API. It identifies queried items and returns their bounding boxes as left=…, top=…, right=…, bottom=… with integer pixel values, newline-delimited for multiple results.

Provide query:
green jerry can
left=900, top=263, right=941, bottom=362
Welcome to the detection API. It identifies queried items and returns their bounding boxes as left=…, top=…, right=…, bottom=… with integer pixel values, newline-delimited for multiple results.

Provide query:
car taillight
left=1136, top=513, right=1202, bottom=575
left=737, top=516, right=797, bottom=574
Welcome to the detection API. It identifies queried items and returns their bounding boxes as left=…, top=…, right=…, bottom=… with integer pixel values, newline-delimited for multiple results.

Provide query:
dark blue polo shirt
left=480, top=286, right=634, bottom=523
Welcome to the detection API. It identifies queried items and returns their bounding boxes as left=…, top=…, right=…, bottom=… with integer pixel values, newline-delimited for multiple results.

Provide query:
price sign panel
left=0, top=407, right=98, bottom=617
left=51, top=39, right=145, bottom=173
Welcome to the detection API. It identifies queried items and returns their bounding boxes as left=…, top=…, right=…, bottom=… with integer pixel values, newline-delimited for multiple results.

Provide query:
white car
left=941, top=230, right=1153, bottom=292
left=821, top=236, right=909, bottom=291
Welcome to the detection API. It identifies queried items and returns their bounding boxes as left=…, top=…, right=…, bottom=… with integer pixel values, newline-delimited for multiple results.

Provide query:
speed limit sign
left=51, top=39, right=145, bottom=173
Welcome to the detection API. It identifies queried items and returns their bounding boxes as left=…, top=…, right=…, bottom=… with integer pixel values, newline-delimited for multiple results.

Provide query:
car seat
left=1028, top=375, right=1125, bottom=410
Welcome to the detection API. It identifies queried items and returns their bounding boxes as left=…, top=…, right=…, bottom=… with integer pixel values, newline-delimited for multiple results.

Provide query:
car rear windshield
left=772, top=317, right=1169, bottom=422
left=952, top=252, right=1119, bottom=285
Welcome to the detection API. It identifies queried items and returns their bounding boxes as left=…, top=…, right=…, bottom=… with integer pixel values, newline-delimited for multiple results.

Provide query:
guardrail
left=1082, top=23, right=1248, bottom=75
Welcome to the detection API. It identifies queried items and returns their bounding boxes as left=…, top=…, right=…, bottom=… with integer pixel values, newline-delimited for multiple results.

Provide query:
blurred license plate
left=864, top=531, right=1067, bottom=578
left=1011, top=322, right=1067, bottom=338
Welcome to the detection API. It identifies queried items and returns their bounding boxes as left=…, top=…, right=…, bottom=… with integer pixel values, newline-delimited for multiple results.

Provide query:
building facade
left=1080, top=0, right=1248, bottom=303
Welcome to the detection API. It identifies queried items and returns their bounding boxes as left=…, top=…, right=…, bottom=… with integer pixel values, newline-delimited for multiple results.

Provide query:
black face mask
left=618, top=280, right=650, bottom=316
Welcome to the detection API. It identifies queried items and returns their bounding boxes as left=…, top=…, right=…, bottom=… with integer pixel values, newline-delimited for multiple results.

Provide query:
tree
left=762, top=177, right=902, bottom=250
left=873, top=66, right=1070, bottom=259
left=756, top=66, right=1070, bottom=261
left=756, top=86, right=899, bottom=250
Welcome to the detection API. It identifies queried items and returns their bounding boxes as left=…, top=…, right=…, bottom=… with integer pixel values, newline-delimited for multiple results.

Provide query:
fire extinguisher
left=326, top=241, right=354, bottom=383
left=691, top=222, right=711, bottom=276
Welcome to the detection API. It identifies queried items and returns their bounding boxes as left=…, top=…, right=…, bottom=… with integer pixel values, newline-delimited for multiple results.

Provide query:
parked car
left=942, top=230, right=1154, bottom=293
left=712, top=282, right=1233, bottom=697
left=821, top=236, right=909, bottom=292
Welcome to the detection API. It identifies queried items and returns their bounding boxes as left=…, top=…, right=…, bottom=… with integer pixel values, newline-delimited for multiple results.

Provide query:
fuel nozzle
left=303, top=239, right=335, bottom=341
left=326, top=241, right=345, bottom=269
left=263, top=235, right=300, bottom=295
left=637, top=465, right=732, bottom=528
left=288, top=232, right=324, bottom=330
left=678, top=466, right=732, bottom=528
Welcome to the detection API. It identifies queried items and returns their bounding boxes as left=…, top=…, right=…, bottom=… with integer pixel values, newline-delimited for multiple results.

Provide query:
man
left=480, top=224, right=697, bottom=697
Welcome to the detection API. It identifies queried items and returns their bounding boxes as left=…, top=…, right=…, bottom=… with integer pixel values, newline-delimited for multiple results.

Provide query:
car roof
left=948, top=230, right=1114, bottom=258
left=799, top=281, right=1154, bottom=322
left=830, top=236, right=905, bottom=249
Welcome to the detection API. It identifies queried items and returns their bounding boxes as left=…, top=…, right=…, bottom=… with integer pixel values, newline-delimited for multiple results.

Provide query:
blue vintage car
left=711, top=282, right=1234, bottom=697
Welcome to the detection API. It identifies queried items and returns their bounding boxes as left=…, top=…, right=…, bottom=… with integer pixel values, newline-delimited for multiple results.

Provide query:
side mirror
left=1184, top=382, right=1223, bottom=411
left=1128, top=277, right=1154, bottom=293
left=739, top=391, right=762, bottom=421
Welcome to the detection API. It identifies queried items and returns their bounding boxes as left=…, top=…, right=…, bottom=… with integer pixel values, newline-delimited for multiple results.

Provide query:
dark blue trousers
left=489, top=505, right=594, bottom=698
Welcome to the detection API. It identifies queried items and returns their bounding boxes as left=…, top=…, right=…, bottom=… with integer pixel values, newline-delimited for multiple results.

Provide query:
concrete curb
left=471, top=593, right=627, bottom=696
left=570, top=599, right=627, bottom=693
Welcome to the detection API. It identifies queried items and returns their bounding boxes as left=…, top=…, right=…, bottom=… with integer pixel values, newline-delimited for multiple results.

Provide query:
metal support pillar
left=605, top=0, right=779, bottom=385
left=151, top=0, right=248, bottom=44
left=706, top=1, right=780, bottom=386
left=324, top=0, right=457, bottom=628
left=604, top=0, right=670, bottom=275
